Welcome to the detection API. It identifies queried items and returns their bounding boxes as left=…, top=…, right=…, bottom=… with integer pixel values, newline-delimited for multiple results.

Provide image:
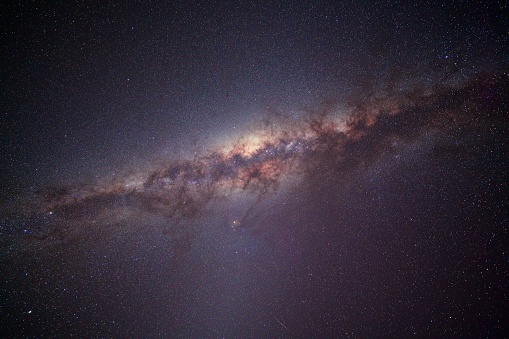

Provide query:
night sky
left=1, top=1, right=508, bottom=337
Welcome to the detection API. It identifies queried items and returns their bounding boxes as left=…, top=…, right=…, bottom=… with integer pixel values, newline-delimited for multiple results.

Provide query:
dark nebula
left=1, top=1, right=508, bottom=337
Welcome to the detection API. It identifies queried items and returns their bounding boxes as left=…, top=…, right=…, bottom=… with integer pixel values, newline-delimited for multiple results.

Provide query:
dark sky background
left=1, top=0, right=508, bottom=337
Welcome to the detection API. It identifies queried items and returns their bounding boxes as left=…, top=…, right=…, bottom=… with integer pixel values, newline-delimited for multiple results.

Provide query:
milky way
left=2, top=1, right=508, bottom=336
left=6, top=73, right=506, bottom=257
